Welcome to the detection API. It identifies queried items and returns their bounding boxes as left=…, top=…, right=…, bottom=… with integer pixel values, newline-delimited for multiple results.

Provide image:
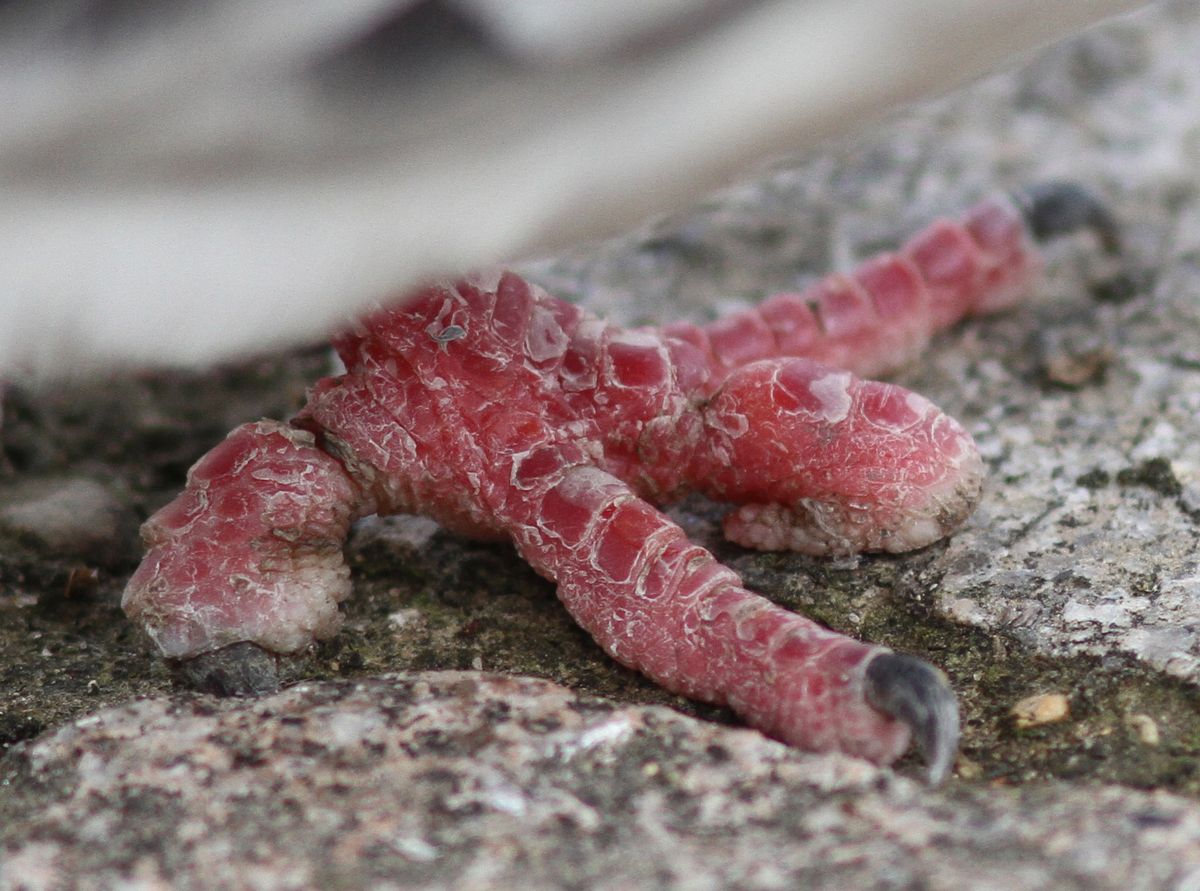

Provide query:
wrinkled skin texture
left=125, top=195, right=1041, bottom=774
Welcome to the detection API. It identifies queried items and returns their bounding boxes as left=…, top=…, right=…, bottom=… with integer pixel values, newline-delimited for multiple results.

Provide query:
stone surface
left=0, top=477, right=139, bottom=567
left=4, top=2, right=1200, bottom=888
left=528, top=0, right=1200, bottom=684
left=4, top=673, right=1200, bottom=891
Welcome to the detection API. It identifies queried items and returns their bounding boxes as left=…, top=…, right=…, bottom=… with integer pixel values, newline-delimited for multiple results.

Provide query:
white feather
left=0, top=0, right=1149, bottom=375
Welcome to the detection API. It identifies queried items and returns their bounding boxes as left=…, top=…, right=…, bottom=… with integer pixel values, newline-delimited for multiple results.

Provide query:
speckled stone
left=527, top=0, right=1200, bottom=685
left=3, top=672, right=1200, bottom=891
left=0, top=476, right=139, bottom=567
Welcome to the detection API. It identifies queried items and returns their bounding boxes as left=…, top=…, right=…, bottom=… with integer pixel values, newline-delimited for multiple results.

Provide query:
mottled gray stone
left=0, top=477, right=139, bottom=567
left=4, top=673, right=1200, bottom=891
left=527, top=0, right=1200, bottom=685
left=911, top=2, right=1200, bottom=682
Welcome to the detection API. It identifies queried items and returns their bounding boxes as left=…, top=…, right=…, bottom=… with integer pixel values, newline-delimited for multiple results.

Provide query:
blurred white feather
left=0, top=0, right=1149, bottom=375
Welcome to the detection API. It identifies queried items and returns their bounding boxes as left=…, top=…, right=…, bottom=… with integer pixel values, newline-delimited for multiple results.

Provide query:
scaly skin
left=124, top=190, right=1088, bottom=782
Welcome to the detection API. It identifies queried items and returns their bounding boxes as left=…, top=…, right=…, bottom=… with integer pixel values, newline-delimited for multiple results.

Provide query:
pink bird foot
left=124, top=183, right=1117, bottom=783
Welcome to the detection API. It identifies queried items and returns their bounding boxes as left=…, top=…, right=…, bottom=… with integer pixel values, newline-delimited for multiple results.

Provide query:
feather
left=0, top=0, right=1147, bottom=374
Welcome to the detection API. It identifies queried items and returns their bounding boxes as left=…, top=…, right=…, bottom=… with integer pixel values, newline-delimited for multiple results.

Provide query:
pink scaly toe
left=123, top=185, right=1115, bottom=782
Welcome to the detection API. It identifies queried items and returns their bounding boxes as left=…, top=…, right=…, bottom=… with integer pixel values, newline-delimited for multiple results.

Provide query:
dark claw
left=1015, top=181, right=1121, bottom=255
left=172, top=641, right=281, bottom=697
left=864, top=652, right=960, bottom=785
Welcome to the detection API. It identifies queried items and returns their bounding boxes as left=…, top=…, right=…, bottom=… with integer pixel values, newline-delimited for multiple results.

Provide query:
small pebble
left=1126, top=713, right=1160, bottom=746
left=64, top=566, right=100, bottom=599
left=387, top=608, right=425, bottom=631
left=1011, top=693, right=1071, bottom=729
left=954, top=755, right=983, bottom=781
left=1042, top=347, right=1113, bottom=388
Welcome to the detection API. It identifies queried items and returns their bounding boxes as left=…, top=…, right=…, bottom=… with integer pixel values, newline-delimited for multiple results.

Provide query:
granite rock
left=527, top=0, right=1200, bottom=685
left=4, top=673, right=1200, bottom=891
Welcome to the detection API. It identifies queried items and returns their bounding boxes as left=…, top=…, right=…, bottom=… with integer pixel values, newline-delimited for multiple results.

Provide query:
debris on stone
left=1012, top=693, right=1071, bottom=729
left=1041, top=345, right=1114, bottom=388
left=1126, top=713, right=1161, bottom=746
